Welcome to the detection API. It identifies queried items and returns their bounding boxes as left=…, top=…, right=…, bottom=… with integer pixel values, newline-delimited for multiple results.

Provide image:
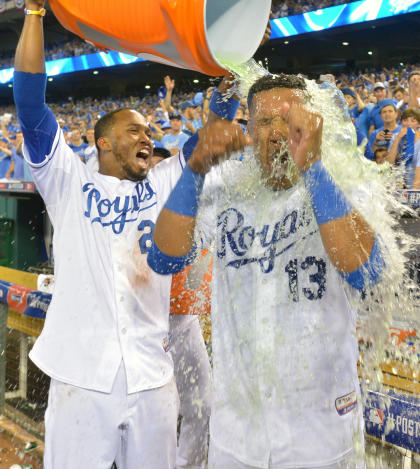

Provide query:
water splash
left=214, top=58, right=420, bottom=460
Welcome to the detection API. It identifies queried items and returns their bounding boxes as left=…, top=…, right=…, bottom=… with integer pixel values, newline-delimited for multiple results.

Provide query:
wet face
left=108, top=110, right=154, bottom=181
left=380, top=105, right=397, bottom=125
left=249, top=88, right=303, bottom=190
left=374, top=87, right=386, bottom=102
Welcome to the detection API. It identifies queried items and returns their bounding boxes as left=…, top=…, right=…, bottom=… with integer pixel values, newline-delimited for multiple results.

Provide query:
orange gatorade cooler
left=170, top=251, right=212, bottom=316
left=48, top=0, right=272, bottom=76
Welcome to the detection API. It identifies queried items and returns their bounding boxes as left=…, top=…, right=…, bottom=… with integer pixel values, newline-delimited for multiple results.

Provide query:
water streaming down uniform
left=193, top=155, right=365, bottom=468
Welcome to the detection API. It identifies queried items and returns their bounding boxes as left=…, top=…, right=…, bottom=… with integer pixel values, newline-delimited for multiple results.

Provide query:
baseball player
left=14, top=3, right=241, bottom=467
left=148, top=74, right=385, bottom=468
left=14, top=2, right=188, bottom=467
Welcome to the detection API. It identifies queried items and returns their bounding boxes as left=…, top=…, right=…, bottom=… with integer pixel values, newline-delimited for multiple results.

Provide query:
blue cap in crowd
left=161, top=120, right=172, bottom=130
left=180, top=101, right=194, bottom=111
left=341, top=88, right=356, bottom=99
left=192, top=92, right=203, bottom=107
left=169, top=113, right=182, bottom=120
left=380, top=99, right=397, bottom=111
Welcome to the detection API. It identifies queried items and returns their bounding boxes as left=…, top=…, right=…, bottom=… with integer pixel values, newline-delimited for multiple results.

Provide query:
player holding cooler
left=14, top=1, right=185, bottom=467
left=13, top=2, right=249, bottom=466
left=148, top=75, right=385, bottom=468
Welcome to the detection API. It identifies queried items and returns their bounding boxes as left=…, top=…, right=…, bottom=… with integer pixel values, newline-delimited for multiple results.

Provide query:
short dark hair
left=153, top=147, right=171, bottom=160
left=94, top=108, right=131, bottom=153
left=374, top=147, right=387, bottom=158
left=247, top=73, right=306, bottom=109
left=401, top=107, right=420, bottom=123
left=393, top=86, right=405, bottom=95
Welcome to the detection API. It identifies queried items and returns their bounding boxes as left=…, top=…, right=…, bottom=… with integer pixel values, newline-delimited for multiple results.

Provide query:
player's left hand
left=286, top=103, right=323, bottom=171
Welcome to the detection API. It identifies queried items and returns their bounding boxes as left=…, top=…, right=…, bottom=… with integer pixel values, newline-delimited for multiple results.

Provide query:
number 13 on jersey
left=285, top=256, right=327, bottom=302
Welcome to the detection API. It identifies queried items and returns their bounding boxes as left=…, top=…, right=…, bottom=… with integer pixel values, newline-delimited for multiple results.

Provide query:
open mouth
left=136, top=148, right=150, bottom=160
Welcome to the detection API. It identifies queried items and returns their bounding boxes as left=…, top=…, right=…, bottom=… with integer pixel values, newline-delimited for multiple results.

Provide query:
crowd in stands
left=0, top=37, right=98, bottom=69
left=0, top=63, right=419, bottom=189
left=271, top=0, right=358, bottom=18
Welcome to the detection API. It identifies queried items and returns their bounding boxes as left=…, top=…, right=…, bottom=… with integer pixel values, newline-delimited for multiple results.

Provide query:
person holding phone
left=365, top=100, right=401, bottom=160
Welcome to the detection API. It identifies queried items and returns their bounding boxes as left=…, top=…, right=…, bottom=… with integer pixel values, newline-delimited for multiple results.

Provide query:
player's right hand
left=189, top=121, right=251, bottom=174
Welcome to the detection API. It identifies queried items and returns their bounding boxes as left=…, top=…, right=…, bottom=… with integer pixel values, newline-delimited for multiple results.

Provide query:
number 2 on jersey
left=285, top=256, right=326, bottom=302
left=138, top=220, right=155, bottom=254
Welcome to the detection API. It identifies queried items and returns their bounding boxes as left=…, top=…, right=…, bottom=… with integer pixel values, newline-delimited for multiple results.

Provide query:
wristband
left=24, top=8, right=46, bottom=16
left=164, top=163, right=205, bottom=217
left=339, top=237, right=385, bottom=290
left=209, top=91, right=240, bottom=121
left=303, top=159, right=353, bottom=226
left=147, top=242, right=196, bottom=275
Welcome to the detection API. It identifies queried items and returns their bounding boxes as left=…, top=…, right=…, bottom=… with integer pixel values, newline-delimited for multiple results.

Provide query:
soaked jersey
left=25, top=119, right=187, bottom=393
left=196, top=158, right=363, bottom=467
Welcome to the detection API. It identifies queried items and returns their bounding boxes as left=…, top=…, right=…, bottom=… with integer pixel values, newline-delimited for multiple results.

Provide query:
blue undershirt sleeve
left=13, top=71, right=58, bottom=164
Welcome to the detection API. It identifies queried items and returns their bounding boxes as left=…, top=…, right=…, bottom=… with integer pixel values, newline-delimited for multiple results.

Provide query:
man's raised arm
left=14, top=0, right=45, bottom=74
left=148, top=119, right=249, bottom=274
left=14, top=0, right=58, bottom=165
left=287, top=104, right=384, bottom=291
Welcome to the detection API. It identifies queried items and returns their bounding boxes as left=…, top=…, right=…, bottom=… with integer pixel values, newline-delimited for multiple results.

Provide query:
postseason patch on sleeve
left=335, top=391, right=357, bottom=416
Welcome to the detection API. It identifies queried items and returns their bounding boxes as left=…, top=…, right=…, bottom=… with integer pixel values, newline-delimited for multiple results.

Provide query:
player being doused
left=148, top=73, right=385, bottom=469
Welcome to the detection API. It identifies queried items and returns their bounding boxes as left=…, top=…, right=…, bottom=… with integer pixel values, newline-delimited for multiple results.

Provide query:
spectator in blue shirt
left=180, top=101, right=199, bottom=136
left=0, top=138, right=12, bottom=178
left=161, top=114, right=189, bottom=155
left=386, top=108, right=420, bottom=187
left=368, top=83, right=393, bottom=135
left=366, top=102, right=401, bottom=160
left=341, top=88, right=365, bottom=121
left=80, top=128, right=97, bottom=164
left=68, top=127, right=88, bottom=160
left=6, top=132, right=25, bottom=179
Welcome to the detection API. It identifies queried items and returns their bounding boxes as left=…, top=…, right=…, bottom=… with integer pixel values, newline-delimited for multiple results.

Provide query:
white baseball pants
left=170, top=316, right=212, bottom=469
left=44, top=362, right=179, bottom=469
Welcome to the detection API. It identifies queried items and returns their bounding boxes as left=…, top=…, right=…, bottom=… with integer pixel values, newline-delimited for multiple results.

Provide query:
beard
left=114, top=148, right=149, bottom=182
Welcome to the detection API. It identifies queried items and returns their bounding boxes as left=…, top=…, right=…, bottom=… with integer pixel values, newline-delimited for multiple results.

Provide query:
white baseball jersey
left=195, top=157, right=363, bottom=467
left=25, top=119, right=187, bottom=393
